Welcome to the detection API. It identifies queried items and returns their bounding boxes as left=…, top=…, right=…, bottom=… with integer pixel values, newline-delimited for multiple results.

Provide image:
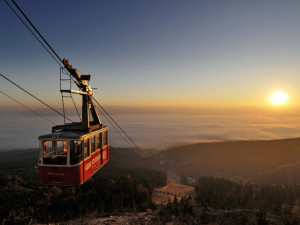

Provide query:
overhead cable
left=92, top=96, right=141, bottom=151
left=0, top=73, right=73, bottom=123
left=3, top=0, right=63, bottom=67
left=4, top=0, right=141, bottom=151
left=10, top=0, right=64, bottom=64
left=96, top=105, right=134, bottom=147
left=0, top=90, right=56, bottom=125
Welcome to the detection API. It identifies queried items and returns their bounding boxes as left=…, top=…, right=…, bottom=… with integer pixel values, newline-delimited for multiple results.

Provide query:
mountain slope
left=161, top=138, right=300, bottom=184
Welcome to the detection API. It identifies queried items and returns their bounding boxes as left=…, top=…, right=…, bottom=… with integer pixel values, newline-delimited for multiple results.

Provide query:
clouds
left=107, top=112, right=300, bottom=149
left=1, top=110, right=300, bottom=151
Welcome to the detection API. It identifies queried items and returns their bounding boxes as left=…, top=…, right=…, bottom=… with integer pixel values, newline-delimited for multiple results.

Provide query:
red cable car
left=38, top=59, right=109, bottom=186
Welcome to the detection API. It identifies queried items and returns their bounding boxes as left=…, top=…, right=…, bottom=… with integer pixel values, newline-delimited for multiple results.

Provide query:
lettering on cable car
left=86, top=154, right=101, bottom=171
left=92, top=154, right=101, bottom=165
left=85, top=162, right=92, bottom=171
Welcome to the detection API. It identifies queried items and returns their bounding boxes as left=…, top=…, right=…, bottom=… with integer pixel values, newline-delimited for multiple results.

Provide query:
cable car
left=38, top=59, right=109, bottom=186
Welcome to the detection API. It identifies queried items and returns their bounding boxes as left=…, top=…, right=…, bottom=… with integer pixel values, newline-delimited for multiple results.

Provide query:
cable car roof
left=39, top=126, right=108, bottom=140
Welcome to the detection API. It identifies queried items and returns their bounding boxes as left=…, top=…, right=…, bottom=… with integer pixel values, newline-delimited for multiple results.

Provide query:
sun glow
left=269, top=90, right=289, bottom=106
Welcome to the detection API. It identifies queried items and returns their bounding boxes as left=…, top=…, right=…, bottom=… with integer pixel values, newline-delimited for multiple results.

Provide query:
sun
left=269, top=90, right=289, bottom=106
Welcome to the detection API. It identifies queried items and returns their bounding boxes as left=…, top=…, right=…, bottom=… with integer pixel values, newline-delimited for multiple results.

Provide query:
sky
left=2, top=0, right=300, bottom=150
left=1, top=0, right=300, bottom=111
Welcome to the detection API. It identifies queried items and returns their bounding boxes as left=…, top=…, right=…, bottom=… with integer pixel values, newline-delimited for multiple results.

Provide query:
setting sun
left=269, top=90, right=289, bottom=106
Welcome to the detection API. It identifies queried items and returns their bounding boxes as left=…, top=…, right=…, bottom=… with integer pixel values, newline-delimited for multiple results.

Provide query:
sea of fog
left=1, top=111, right=300, bottom=151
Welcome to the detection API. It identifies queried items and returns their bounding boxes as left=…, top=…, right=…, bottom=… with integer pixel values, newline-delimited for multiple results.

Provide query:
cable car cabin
left=38, top=127, right=109, bottom=186
left=37, top=58, right=111, bottom=186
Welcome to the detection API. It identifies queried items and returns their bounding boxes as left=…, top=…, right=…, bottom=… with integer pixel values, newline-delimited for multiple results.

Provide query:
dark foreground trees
left=195, top=176, right=300, bottom=218
left=158, top=177, right=300, bottom=225
left=0, top=168, right=167, bottom=225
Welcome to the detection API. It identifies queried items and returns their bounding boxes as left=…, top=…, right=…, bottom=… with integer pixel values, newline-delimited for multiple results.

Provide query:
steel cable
left=0, top=73, right=73, bottom=123
left=10, top=0, right=64, bottom=64
left=0, top=89, right=57, bottom=125
left=3, top=0, right=63, bottom=67
left=4, top=0, right=141, bottom=151
left=92, top=96, right=141, bottom=151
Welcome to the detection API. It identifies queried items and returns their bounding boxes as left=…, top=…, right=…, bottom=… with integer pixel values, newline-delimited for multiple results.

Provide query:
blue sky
left=1, top=0, right=300, bottom=109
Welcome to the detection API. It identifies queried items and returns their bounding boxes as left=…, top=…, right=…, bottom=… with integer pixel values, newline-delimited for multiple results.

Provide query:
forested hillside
left=3, top=138, right=300, bottom=224
left=0, top=147, right=167, bottom=224
left=159, top=177, right=300, bottom=224
left=162, top=138, right=300, bottom=184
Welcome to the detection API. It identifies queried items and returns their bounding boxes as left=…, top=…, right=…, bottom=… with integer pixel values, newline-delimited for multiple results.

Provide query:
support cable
left=92, top=96, right=141, bottom=151
left=96, top=105, right=133, bottom=147
left=4, top=0, right=141, bottom=151
left=3, top=0, right=63, bottom=67
left=9, top=0, right=64, bottom=64
left=0, top=73, right=73, bottom=123
left=67, top=72, right=134, bottom=148
left=0, top=90, right=56, bottom=125
left=70, top=93, right=81, bottom=121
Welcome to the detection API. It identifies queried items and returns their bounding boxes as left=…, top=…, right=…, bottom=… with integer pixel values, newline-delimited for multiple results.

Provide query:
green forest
left=2, top=145, right=300, bottom=224
left=159, top=177, right=300, bottom=225
left=0, top=148, right=166, bottom=224
left=0, top=166, right=166, bottom=224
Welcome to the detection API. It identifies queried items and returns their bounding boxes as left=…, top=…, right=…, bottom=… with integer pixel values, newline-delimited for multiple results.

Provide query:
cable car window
left=70, top=140, right=82, bottom=165
left=43, top=141, right=67, bottom=165
left=57, top=141, right=68, bottom=155
left=91, top=136, right=96, bottom=153
left=97, top=133, right=102, bottom=149
left=102, top=131, right=107, bottom=147
left=106, top=131, right=108, bottom=146
left=84, top=139, right=90, bottom=158
left=43, top=141, right=53, bottom=156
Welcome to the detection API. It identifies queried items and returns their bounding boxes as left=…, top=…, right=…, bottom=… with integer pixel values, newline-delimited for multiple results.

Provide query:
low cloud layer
left=1, top=111, right=300, bottom=150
